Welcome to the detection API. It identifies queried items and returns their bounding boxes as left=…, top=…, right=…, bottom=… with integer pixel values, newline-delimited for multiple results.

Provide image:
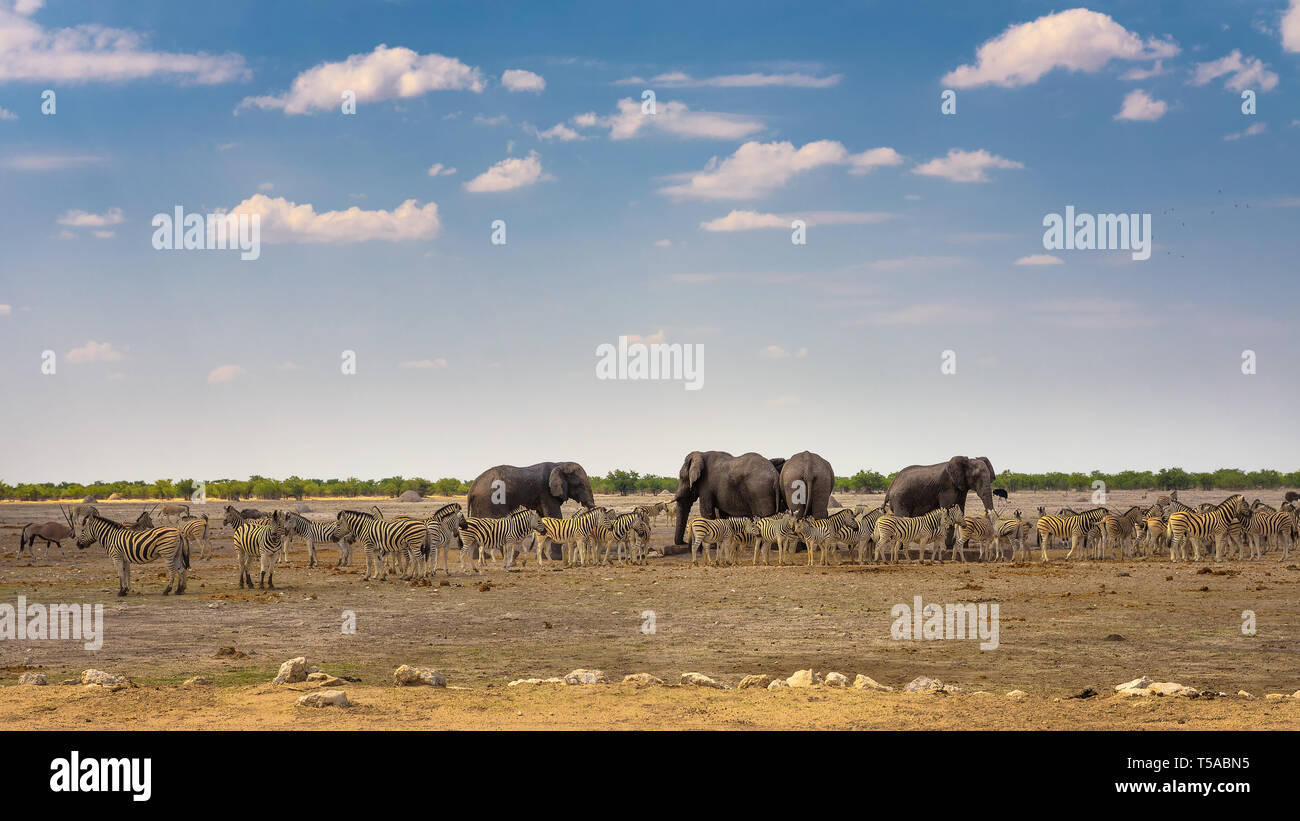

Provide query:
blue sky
left=2, top=0, right=1299, bottom=483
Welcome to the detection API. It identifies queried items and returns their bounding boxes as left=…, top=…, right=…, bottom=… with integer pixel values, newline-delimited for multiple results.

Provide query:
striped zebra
left=853, top=506, right=886, bottom=564
left=398, top=503, right=465, bottom=576
left=534, top=507, right=608, bottom=568
left=1094, top=513, right=1134, bottom=560
left=871, top=506, right=956, bottom=564
left=753, top=513, right=796, bottom=565
left=990, top=510, right=1032, bottom=562
left=792, top=517, right=836, bottom=565
left=233, top=511, right=290, bottom=589
left=1134, top=514, right=1168, bottom=558
left=810, top=509, right=859, bottom=565
left=729, top=518, right=762, bottom=566
left=75, top=514, right=187, bottom=596
left=458, top=507, right=543, bottom=573
left=1167, top=494, right=1249, bottom=562
left=335, top=509, right=428, bottom=581
left=953, top=513, right=994, bottom=562
left=1245, top=508, right=1297, bottom=560
left=1035, top=507, right=1107, bottom=562
left=178, top=513, right=212, bottom=560
left=687, top=516, right=746, bottom=566
left=625, top=516, right=653, bottom=565
left=284, top=511, right=353, bottom=568
left=591, top=511, right=646, bottom=565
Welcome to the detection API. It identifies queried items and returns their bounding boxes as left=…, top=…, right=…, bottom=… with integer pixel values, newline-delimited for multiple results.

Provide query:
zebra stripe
left=233, top=512, right=289, bottom=589
left=872, top=506, right=955, bottom=564
left=76, top=514, right=187, bottom=596
left=1167, top=494, right=1249, bottom=562
left=178, top=514, right=211, bottom=560
left=535, top=507, right=607, bottom=568
left=1034, top=507, right=1107, bottom=562
left=336, top=509, right=428, bottom=581
left=284, top=511, right=354, bottom=568
left=458, top=507, right=543, bottom=573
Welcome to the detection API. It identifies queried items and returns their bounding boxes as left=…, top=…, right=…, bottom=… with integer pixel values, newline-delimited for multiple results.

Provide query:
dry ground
left=1, top=489, right=1297, bottom=730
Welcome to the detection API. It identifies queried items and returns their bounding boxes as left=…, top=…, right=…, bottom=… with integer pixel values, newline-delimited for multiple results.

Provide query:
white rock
left=507, top=677, right=564, bottom=686
left=767, top=679, right=791, bottom=690
left=824, top=672, right=849, bottom=688
left=393, top=665, right=446, bottom=687
left=181, top=676, right=211, bottom=687
left=1115, top=676, right=1153, bottom=692
left=1006, top=689, right=1028, bottom=699
left=296, top=689, right=349, bottom=707
left=902, top=676, right=946, bottom=694
left=18, top=672, right=46, bottom=686
left=272, top=657, right=308, bottom=685
left=681, top=672, right=726, bottom=689
left=1264, top=693, right=1288, bottom=701
left=737, top=674, right=773, bottom=689
left=81, top=669, right=131, bottom=690
left=1148, top=682, right=1198, bottom=698
left=787, top=669, right=822, bottom=688
left=563, top=668, right=609, bottom=685
left=852, top=675, right=893, bottom=692
left=307, top=672, right=345, bottom=686
left=1238, top=690, right=1255, bottom=699
left=622, top=673, right=664, bottom=687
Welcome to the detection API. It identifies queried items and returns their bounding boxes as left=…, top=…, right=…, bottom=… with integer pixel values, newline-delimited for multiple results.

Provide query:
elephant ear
left=687, top=452, right=705, bottom=487
left=944, top=456, right=970, bottom=490
left=548, top=466, right=567, bottom=499
left=976, top=456, right=994, bottom=482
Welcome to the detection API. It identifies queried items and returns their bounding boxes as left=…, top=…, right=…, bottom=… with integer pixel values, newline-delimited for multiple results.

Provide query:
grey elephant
left=778, top=451, right=834, bottom=519
left=672, top=451, right=781, bottom=545
left=884, top=456, right=998, bottom=551
left=467, top=462, right=596, bottom=519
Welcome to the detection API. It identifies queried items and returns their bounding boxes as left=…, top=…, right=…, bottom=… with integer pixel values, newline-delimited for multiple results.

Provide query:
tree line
left=2, top=467, right=1297, bottom=502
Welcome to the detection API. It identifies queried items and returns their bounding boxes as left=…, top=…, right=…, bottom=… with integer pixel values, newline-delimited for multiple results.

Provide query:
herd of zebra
left=18, top=490, right=1300, bottom=595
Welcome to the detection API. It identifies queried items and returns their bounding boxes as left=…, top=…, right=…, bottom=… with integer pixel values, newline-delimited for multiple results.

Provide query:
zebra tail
left=181, top=538, right=191, bottom=569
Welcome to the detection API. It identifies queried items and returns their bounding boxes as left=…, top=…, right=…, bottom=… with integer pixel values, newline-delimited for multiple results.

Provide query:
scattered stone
left=563, top=668, right=608, bottom=685
left=823, top=672, right=850, bottom=688
left=1115, top=676, right=1153, bottom=692
left=852, top=675, right=893, bottom=692
left=1148, top=682, right=1199, bottom=698
left=1293, top=690, right=1300, bottom=699
left=81, top=669, right=133, bottom=690
left=1103, top=634, right=1126, bottom=641
left=1264, top=693, right=1288, bottom=701
left=941, top=683, right=968, bottom=694
left=18, top=672, right=46, bottom=686
left=307, top=672, right=345, bottom=686
left=296, top=689, right=349, bottom=708
left=393, top=665, right=446, bottom=687
left=1238, top=690, right=1255, bottom=699
left=507, top=677, right=564, bottom=686
left=737, top=674, right=772, bottom=689
left=213, top=646, right=249, bottom=659
left=272, top=657, right=308, bottom=685
left=767, top=679, right=791, bottom=690
left=622, top=673, right=664, bottom=687
left=1006, top=689, right=1028, bottom=698
left=903, top=676, right=946, bottom=694
left=680, top=672, right=726, bottom=689
left=181, top=676, right=211, bottom=687
left=787, top=669, right=822, bottom=688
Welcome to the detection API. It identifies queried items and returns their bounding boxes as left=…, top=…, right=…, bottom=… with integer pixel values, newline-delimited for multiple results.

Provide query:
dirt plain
left=1, top=489, right=1297, bottom=730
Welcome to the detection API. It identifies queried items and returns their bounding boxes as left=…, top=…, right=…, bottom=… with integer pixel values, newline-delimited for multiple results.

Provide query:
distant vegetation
left=2, top=466, right=1296, bottom=501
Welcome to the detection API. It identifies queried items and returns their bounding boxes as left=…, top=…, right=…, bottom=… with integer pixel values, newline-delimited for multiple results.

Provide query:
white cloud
left=857, top=301, right=992, bottom=326
left=912, top=148, right=1024, bottom=183
left=1283, top=0, right=1300, bottom=52
left=463, top=150, right=548, bottom=192
left=1223, top=122, right=1267, bottom=141
left=399, top=358, right=448, bottom=369
left=653, top=239, right=672, bottom=247
left=5, top=154, right=103, bottom=170
left=426, top=162, right=457, bottom=176
left=526, top=122, right=583, bottom=142
left=0, top=2, right=248, bottom=84
left=625, top=330, right=665, bottom=344
left=501, top=68, right=545, bottom=92
left=1027, top=298, right=1154, bottom=329
left=0, top=106, right=16, bottom=120
left=56, top=207, right=124, bottom=227
left=759, top=345, right=808, bottom=359
left=228, top=194, right=440, bottom=242
left=207, top=364, right=245, bottom=383
left=660, top=140, right=901, bottom=200
left=279, top=361, right=300, bottom=371
left=0, top=304, right=12, bottom=316
left=942, top=8, right=1178, bottom=89
left=699, top=209, right=895, bottom=231
left=1120, top=60, right=1167, bottom=81
left=868, top=256, right=967, bottom=270
left=1014, top=254, right=1064, bottom=265
left=576, top=98, right=764, bottom=141
left=238, top=45, right=483, bottom=114
left=1114, top=89, right=1167, bottom=121
left=615, top=71, right=841, bottom=88
left=473, top=113, right=508, bottom=126
left=257, top=181, right=274, bottom=191
left=91, top=230, right=115, bottom=239
left=1191, top=50, right=1278, bottom=92
left=67, top=340, right=124, bottom=363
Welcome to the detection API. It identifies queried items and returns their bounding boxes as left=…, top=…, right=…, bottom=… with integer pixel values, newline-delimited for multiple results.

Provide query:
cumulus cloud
left=759, top=345, right=808, bottom=359
left=1120, top=60, right=1167, bottom=81
left=911, top=148, right=1023, bottom=183
left=615, top=71, right=841, bottom=88
left=426, top=162, right=457, bottom=176
left=228, top=194, right=440, bottom=242
left=525, top=122, right=583, bottom=141
left=90, top=230, right=114, bottom=239
left=238, top=45, right=483, bottom=114
left=942, top=8, right=1178, bottom=89
left=699, top=209, right=895, bottom=231
left=207, top=364, right=245, bottom=383
left=56, top=207, right=124, bottom=227
left=625, top=330, right=666, bottom=344
left=67, top=340, right=124, bottom=363
left=1283, top=0, right=1300, bottom=52
left=1014, top=254, right=1064, bottom=265
left=463, top=150, right=548, bottom=192
left=575, top=98, right=764, bottom=140
left=1114, top=89, right=1167, bottom=121
left=660, top=140, right=902, bottom=200
left=1190, top=50, right=1278, bottom=92
left=0, top=1, right=247, bottom=84
left=1223, top=122, right=1267, bottom=141
left=0, top=106, right=16, bottom=120
left=501, top=68, right=545, bottom=92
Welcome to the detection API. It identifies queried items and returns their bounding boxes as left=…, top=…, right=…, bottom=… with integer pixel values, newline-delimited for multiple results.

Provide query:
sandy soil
left=1, top=490, right=1297, bottom=730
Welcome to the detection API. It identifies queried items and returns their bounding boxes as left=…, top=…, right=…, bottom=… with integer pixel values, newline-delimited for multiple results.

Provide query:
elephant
left=883, top=456, right=998, bottom=552
left=467, top=462, right=596, bottom=519
left=778, top=451, right=834, bottom=519
left=672, top=451, right=781, bottom=545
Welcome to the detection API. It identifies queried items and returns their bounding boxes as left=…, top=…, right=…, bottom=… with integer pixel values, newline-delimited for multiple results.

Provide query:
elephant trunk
left=673, top=497, right=693, bottom=545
